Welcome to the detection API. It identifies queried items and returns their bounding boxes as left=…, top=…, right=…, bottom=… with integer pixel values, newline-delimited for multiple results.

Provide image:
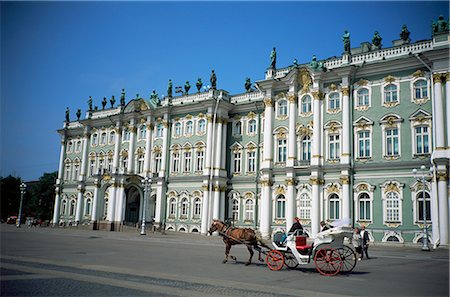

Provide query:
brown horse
left=208, top=219, right=270, bottom=266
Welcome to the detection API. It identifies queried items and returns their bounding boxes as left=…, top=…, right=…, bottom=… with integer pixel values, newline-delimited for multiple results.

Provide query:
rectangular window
left=358, top=131, right=371, bottom=158
left=247, top=151, right=256, bottom=173
left=276, top=198, right=285, bottom=219
left=196, top=150, right=204, bottom=171
left=386, top=128, right=399, bottom=156
left=233, top=152, right=242, bottom=173
left=172, top=152, right=180, bottom=173
left=155, top=153, right=162, bottom=173
left=418, top=199, right=431, bottom=221
left=415, top=126, right=429, bottom=155
left=359, top=200, right=371, bottom=221
left=277, top=139, right=287, bottom=162
left=329, top=200, right=340, bottom=220
left=329, top=134, right=340, bottom=160
left=184, top=151, right=192, bottom=173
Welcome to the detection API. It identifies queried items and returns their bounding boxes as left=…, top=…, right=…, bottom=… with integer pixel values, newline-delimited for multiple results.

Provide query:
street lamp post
left=17, top=183, right=27, bottom=228
left=140, top=176, right=150, bottom=235
left=412, top=165, right=430, bottom=251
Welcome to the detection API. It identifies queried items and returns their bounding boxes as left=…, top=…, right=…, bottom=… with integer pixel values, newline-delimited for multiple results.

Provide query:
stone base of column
left=97, top=220, right=117, bottom=231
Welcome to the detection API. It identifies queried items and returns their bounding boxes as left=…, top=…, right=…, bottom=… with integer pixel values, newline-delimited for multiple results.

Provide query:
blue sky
left=1, top=1, right=448, bottom=181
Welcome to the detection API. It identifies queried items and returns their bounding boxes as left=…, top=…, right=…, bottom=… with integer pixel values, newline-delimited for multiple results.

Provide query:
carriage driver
left=280, top=217, right=304, bottom=244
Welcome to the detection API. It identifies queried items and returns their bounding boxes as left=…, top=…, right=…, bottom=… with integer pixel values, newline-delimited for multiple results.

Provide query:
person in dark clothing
left=320, top=220, right=333, bottom=232
left=360, top=225, right=370, bottom=259
left=288, top=217, right=303, bottom=235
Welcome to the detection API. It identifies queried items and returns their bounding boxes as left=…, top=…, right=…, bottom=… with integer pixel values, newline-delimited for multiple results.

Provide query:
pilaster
left=311, top=91, right=323, bottom=166
left=341, top=86, right=351, bottom=164
left=262, top=97, right=274, bottom=169
left=433, top=73, right=445, bottom=149
left=144, top=118, right=153, bottom=176
left=287, top=93, right=297, bottom=167
left=127, top=120, right=136, bottom=174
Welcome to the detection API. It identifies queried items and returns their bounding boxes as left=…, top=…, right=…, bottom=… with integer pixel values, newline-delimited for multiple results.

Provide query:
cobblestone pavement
left=1, top=225, right=448, bottom=297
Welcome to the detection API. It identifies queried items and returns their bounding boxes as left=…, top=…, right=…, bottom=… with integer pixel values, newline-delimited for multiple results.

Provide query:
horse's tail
left=255, top=230, right=272, bottom=250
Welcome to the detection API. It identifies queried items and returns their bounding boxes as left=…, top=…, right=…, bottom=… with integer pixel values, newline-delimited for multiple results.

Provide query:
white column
left=160, top=119, right=169, bottom=177
left=57, top=138, right=66, bottom=181
left=79, top=128, right=90, bottom=180
left=201, top=185, right=210, bottom=234
left=341, top=176, right=350, bottom=221
left=260, top=180, right=272, bottom=239
left=221, top=120, right=227, bottom=169
left=107, top=184, right=116, bottom=222
left=213, top=186, right=220, bottom=220
left=154, top=183, right=165, bottom=224
left=52, top=188, right=61, bottom=225
left=445, top=73, right=450, bottom=147
left=311, top=92, right=322, bottom=166
left=144, top=119, right=153, bottom=176
left=433, top=74, right=445, bottom=149
left=341, top=86, right=350, bottom=164
left=75, top=188, right=84, bottom=224
left=437, top=171, right=449, bottom=245
left=91, top=182, right=100, bottom=222
left=287, top=95, right=297, bottom=167
left=262, top=98, right=274, bottom=169
left=285, top=179, right=296, bottom=232
left=311, top=178, right=321, bottom=237
left=430, top=177, right=440, bottom=248
left=115, top=184, right=125, bottom=222
left=204, top=114, right=214, bottom=175
left=112, top=123, right=122, bottom=173
left=214, top=119, right=223, bottom=172
left=127, top=120, right=136, bottom=174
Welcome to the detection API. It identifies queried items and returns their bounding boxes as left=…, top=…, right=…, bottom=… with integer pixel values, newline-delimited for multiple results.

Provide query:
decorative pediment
left=384, top=75, right=396, bottom=83
left=273, top=184, right=286, bottom=196
left=353, top=116, right=374, bottom=129
left=412, top=70, right=425, bottom=78
left=246, top=142, right=257, bottom=151
left=324, top=121, right=342, bottom=132
left=230, top=142, right=243, bottom=153
left=124, top=98, right=149, bottom=113
left=329, top=83, right=338, bottom=91
left=380, top=114, right=402, bottom=126
left=247, top=111, right=256, bottom=119
left=274, top=127, right=288, bottom=139
left=325, top=183, right=341, bottom=194
left=409, top=109, right=432, bottom=122
left=380, top=180, right=404, bottom=194
left=353, top=182, right=375, bottom=193
left=356, top=79, right=369, bottom=86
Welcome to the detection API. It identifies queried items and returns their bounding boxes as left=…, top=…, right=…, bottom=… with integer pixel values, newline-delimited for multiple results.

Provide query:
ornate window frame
left=167, top=193, right=178, bottom=219
left=173, top=121, right=182, bottom=138
left=229, top=192, right=240, bottom=222
left=409, top=109, right=432, bottom=157
left=380, top=180, right=404, bottom=227
left=324, top=183, right=342, bottom=221
left=185, top=120, right=194, bottom=137
left=410, top=72, right=430, bottom=105
left=245, top=142, right=257, bottom=174
left=194, top=142, right=205, bottom=173
left=274, top=126, right=287, bottom=164
left=326, top=91, right=341, bottom=114
left=380, top=114, right=402, bottom=160
left=354, top=86, right=371, bottom=111
left=299, top=94, right=313, bottom=117
left=276, top=98, right=288, bottom=120
left=182, top=144, right=192, bottom=174
left=230, top=142, right=243, bottom=175
left=353, top=183, right=375, bottom=224
left=155, top=123, right=164, bottom=138
left=192, top=195, right=202, bottom=219
left=138, top=125, right=146, bottom=140
left=170, top=145, right=181, bottom=174
left=381, top=76, right=400, bottom=107
left=72, top=158, right=80, bottom=181
left=243, top=192, right=255, bottom=222
left=410, top=180, right=432, bottom=226
left=353, top=116, right=374, bottom=161
left=108, top=130, right=116, bottom=145
left=247, top=118, right=257, bottom=136
left=233, top=117, right=242, bottom=137
left=296, top=183, right=312, bottom=223
left=84, top=192, right=93, bottom=218
left=324, top=121, right=342, bottom=163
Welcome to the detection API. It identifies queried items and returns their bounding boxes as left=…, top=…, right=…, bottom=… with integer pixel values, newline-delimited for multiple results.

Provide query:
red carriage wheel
left=266, top=250, right=284, bottom=271
left=314, top=248, right=342, bottom=276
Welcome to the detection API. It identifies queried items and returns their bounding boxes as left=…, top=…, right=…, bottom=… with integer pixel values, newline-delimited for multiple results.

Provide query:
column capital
left=309, top=177, right=324, bottom=185
left=341, top=87, right=350, bottom=96
left=287, top=94, right=297, bottom=103
left=437, top=171, right=448, bottom=182
left=433, top=73, right=444, bottom=83
left=202, top=185, right=209, bottom=191
left=312, top=91, right=324, bottom=100
left=340, top=175, right=350, bottom=185
left=162, top=120, right=169, bottom=128
left=263, top=97, right=273, bottom=107
left=444, top=72, right=450, bottom=82
left=260, top=179, right=273, bottom=187
left=146, top=122, right=154, bottom=130
left=285, top=178, right=296, bottom=186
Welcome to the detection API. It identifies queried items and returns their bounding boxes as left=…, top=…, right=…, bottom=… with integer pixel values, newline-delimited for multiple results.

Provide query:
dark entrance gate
left=124, top=186, right=140, bottom=226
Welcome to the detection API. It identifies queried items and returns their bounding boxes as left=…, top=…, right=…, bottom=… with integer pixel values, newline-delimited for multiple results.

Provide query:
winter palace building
left=53, top=19, right=449, bottom=247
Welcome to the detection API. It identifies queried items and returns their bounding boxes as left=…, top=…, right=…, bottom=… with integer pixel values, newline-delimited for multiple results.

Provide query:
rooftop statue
left=293, top=59, right=299, bottom=67
left=432, top=15, right=449, bottom=35
left=309, top=55, right=325, bottom=71
left=372, top=31, right=382, bottom=47
left=88, top=96, right=93, bottom=111
left=150, top=90, right=159, bottom=103
left=245, top=78, right=252, bottom=92
left=270, top=47, right=277, bottom=69
left=184, top=81, right=191, bottom=94
left=342, top=30, right=350, bottom=54
left=110, top=95, right=115, bottom=108
left=167, top=79, right=173, bottom=98
left=400, top=24, right=410, bottom=41
left=76, top=109, right=81, bottom=121
left=196, top=78, right=203, bottom=92
left=65, top=107, right=70, bottom=122
left=120, top=89, right=126, bottom=107
left=102, top=97, right=107, bottom=110
left=210, top=70, right=217, bottom=90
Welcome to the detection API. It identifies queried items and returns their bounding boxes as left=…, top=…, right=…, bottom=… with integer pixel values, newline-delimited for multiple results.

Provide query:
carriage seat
left=295, top=235, right=312, bottom=251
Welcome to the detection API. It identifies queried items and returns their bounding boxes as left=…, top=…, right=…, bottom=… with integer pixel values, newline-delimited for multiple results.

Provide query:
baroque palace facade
left=53, top=20, right=449, bottom=247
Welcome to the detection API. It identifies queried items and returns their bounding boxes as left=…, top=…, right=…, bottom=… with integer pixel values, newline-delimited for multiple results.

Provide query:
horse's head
left=208, top=220, right=224, bottom=235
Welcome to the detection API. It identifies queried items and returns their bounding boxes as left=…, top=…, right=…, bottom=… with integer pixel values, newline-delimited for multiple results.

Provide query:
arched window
left=329, top=194, right=340, bottom=220
left=358, top=193, right=371, bottom=221
left=299, top=193, right=311, bottom=220
left=103, top=197, right=109, bottom=220
left=185, top=121, right=193, bottom=135
left=234, top=121, right=242, bottom=135
left=275, top=195, right=286, bottom=219
left=67, top=141, right=73, bottom=153
left=69, top=199, right=76, bottom=217
left=386, top=192, right=400, bottom=222
left=328, top=93, right=340, bottom=110
left=156, top=123, right=163, bottom=137
left=138, top=125, right=146, bottom=140
left=100, top=132, right=107, bottom=145
left=417, top=191, right=431, bottom=222
left=109, top=131, right=116, bottom=145
left=123, top=129, right=130, bottom=141
left=248, top=119, right=257, bottom=134
left=193, top=198, right=201, bottom=218
left=169, top=198, right=177, bottom=218
left=85, top=198, right=92, bottom=216
left=384, top=84, right=398, bottom=103
left=231, top=198, right=239, bottom=221
left=181, top=198, right=189, bottom=218
left=197, top=119, right=206, bottom=134
left=278, top=100, right=288, bottom=116
left=300, top=135, right=311, bottom=161
left=91, top=134, right=98, bottom=146
left=357, top=88, right=369, bottom=107
left=61, top=199, right=67, bottom=216
left=301, top=95, right=312, bottom=113
left=413, top=80, right=427, bottom=99
left=75, top=140, right=82, bottom=152
left=174, top=122, right=182, bottom=137
left=244, top=199, right=254, bottom=221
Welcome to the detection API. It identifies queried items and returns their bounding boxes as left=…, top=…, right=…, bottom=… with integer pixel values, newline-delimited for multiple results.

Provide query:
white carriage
left=266, top=226, right=357, bottom=276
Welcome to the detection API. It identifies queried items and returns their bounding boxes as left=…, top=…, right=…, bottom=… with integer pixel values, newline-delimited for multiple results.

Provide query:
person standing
left=360, top=225, right=370, bottom=259
left=352, top=227, right=362, bottom=261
